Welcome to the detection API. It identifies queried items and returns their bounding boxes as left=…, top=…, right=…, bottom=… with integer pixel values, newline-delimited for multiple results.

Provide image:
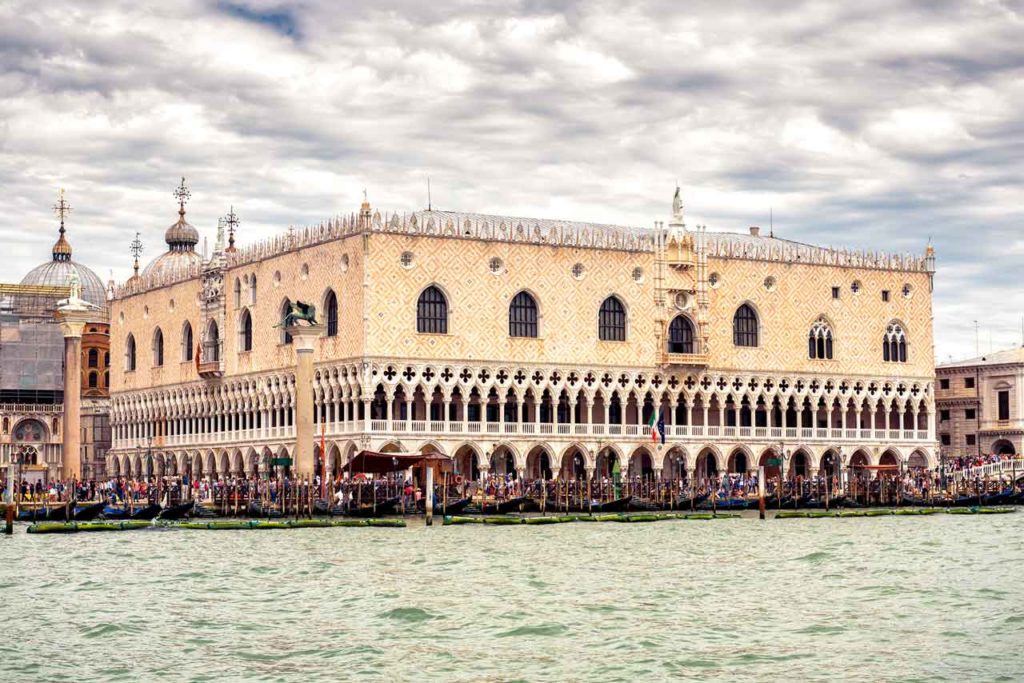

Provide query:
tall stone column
left=288, top=325, right=323, bottom=478
left=56, top=307, right=91, bottom=482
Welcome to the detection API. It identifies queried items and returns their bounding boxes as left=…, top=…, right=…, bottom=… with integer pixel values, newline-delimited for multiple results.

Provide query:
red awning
left=345, top=450, right=451, bottom=474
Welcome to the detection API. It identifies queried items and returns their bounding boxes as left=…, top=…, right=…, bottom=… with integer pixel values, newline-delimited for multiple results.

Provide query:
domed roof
left=21, top=259, right=107, bottom=312
left=140, top=177, right=204, bottom=280
left=141, top=249, right=203, bottom=279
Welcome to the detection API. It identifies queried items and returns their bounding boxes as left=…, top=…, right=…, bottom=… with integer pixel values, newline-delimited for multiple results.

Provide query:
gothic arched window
left=668, top=315, right=695, bottom=354
left=808, top=318, right=834, bottom=360
left=182, top=321, right=193, bottom=361
left=87, top=348, right=98, bottom=368
left=883, top=322, right=908, bottom=363
left=249, top=275, right=257, bottom=305
left=324, top=289, right=338, bottom=337
left=509, top=291, right=539, bottom=338
left=152, top=327, right=164, bottom=367
left=233, top=278, right=241, bottom=308
left=88, top=371, right=98, bottom=388
left=598, top=296, right=626, bottom=341
left=239, top=309, right=253, bottom=352
left=417, top=286, right=448, bottom=334
left=206, top=320, right=221, bottom=362
left=733, top=304, right=759, bottom=347
left=125, top=334, right=136, bottom=372
left=280, top=299, right=293, bottom=344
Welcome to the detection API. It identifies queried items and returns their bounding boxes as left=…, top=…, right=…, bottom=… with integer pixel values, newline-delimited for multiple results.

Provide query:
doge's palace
left=107, top=184, right=938, bottom=484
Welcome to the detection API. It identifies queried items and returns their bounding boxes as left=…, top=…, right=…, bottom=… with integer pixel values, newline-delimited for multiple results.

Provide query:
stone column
left=56, top=307, right=91, bottom=481
left=288, top=324, right=323, bottom=478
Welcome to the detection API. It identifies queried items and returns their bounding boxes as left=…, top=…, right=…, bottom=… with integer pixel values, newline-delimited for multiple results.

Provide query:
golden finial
left=173, top=177, right=191, bottom=216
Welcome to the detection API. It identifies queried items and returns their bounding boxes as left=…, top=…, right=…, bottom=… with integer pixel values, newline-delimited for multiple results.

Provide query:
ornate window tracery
left=509, top=291, right=539, bottom=338
left=733, top=304, right=758, bottom=347
left=808, top=318, right=834, bottom=360
left=417, top=286, right=448, bottom=334
left=598, top=296, right=627, bottom=341
left=668, top=315, right=695, bottom=354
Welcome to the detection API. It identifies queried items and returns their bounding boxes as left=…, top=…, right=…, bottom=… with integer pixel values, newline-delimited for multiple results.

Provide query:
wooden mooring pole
left=758, top=466, right=766, bottom=520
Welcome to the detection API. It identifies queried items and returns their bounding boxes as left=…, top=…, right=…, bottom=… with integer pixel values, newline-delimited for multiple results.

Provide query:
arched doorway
left=819, top=449, right=840, bottom=479
left=453, top=445, right=480, bottom=480
left=661, top=449, right=688, bottom=481
left=526, top=446, right=553, bottom=480
left=561, top=447, right=588, bottom=480
left=628, top=449, right=653, bottom=478
left=758, top=448, right=781, bottom=481
left=595, top=448, right=620, bottom=480
left=992, top=439, right=1016, bottom=456
left=490, top=446, right=517, bottom=478
left=727, top=448, right=749, bottom=475
left=789, top=450, right=810, bottom=479
left=695, top=449, right=718, bottom=479
left=907, top=450, right=928, bottom=470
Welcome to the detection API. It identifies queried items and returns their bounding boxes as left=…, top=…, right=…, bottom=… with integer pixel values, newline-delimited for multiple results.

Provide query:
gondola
left=157, top=500, right=194, bottom=520
left=433, top=496, right=473, bottom=516
left=46, top=502, right=77, bottom=521
left=72, top=501, right=107, bottom=521
left=697, top=497, right=748, bottom=511
left=192, top=504, right=220, bottom=518
left=594, top=496, right=633, bottom=513
left=347, top=495, right=401, bottom=518
left=900, top=493, right=930, bottom=507
left=627, top=498, right=665, bottom=512
left=313, top=499, right=346, bottom=516
left=673, top=493, right=708, bottom=509
left=1012, top=490, right=1024, bottom=505
left=248, top=501, right=284, bottom=518
left=17, top=507, right=49, bottom=521
left=479, top=496, right=529, bottom=515
left=981, top=489, right=1015, bottom=506
left=130, top=503, right=162, bottom=520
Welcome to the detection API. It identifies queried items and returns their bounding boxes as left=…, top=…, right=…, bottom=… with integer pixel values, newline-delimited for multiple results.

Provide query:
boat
left=47, top=502, right=77, bottom=521
left=248, top=501, right=284, bottom=518
left=192, top=504, right=220, bottom=518
left=479, top=496, right=529, bottom=515
left=697, top=497, right=748, bottom=511
left=72, top=501, right=107, bottom=521
left=901, top=493, right=930, bottom=507
left=17, top=507, right=49, bottom=521
left=593, top=496, right=633, bottom=513
left=347, top=495, right=401, bottom=518
left=157, top=500, right=194, bottom=520
left=313, top=499, right=346, bottom=516
left=433, top=496, right=473, bottom=516
left=673, top=493, right=708, bottom=509
left=131, top=503, right=162, bottom=520
left=981, top=489, right=1015, bottom=506
left=627, top=498, right=665, bottom=512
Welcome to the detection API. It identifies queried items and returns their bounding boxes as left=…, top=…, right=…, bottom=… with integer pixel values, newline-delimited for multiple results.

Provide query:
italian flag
left=648, top=410, right=659, bottom=442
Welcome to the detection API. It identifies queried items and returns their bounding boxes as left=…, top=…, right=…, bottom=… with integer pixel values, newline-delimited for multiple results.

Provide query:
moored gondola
left=131, top=503, right=162, bottom=520
left=981, top=489, right=1015, bottom=506
left=72, top=501, right=107, bottom=521
left=434, top=496, right=473, bottom=516
left=157, top=500, right=194, bottom=520
left=594, top=496, right=633, bottom=513
left=17, top=507, right=49, bottom=521
left=673, top=493, right=708, bottom=509
left=627, top=498, right=664, bottom=512
left=479, top=496, right=529, bottom=515
left=347, top=495, right=401, bottom=518
left=697, top=497, right=748, bottom=511
left=248, top=501, right=284, bottom=518
left=46, top=502, right=77, bottom=521
left=192, top=503, right=219, bottom=518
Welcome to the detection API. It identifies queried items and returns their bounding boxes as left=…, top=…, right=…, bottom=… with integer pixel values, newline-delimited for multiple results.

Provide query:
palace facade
left=108, top=187, right=938, bottom=483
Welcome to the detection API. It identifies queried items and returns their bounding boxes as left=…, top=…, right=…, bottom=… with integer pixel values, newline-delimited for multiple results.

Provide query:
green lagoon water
left=2, top=513, right=1023, bottom=681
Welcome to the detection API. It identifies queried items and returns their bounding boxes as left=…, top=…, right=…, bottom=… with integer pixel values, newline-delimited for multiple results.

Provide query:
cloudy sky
left=2, top=0, right=1021, bottom=360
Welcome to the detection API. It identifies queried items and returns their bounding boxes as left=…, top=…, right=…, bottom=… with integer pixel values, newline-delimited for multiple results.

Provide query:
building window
left=733, top=304, right=758, bottom=347
left=324, top=290, right=338, bottom=337
left=250, top=275, right=257, bottom=305
left=489, top=257, right=504, bottom=275
left=88, top=372, right=98, bottom=388
left=851, top=280, right=861, bottom=295
left=509, top=291, right=539, bottom=338
left=632, top=267, right=644, bottom=283
left=280, top=300, right=293, bottom=344
left=939, top=378, right=949, bottom=389
left=966, top=434, right=976, bottom=446
left=103, top=351, right=109, bottom=368
left=998, top=390, right=1010, bottom=421
left=882, top=322, right=907, bottom=363
left=416, top=286, right=448, bottom=334
left=964, top=377, right=975, bottom=389
left=881, top=290, right=890, bottom=302
left=182, top=321, right=193, bottom=361
left=401, top=251, right=415, bottom=269
left=572, top=263, right=585, bottom=280
left=668, top=315, right=695, bottom=354
left=88, top=348, right=98, bottom=368
left=831, top=286, right=840, bottom=299
left=598, top=296, right=626, bottom=341
left=939, top=409, right=950, bottom=421
left=965, top=408, right=976, bottom=420
left=152, top=327, right=164, bottom=367
left=206, top=320, right=221, bottom=362
left=233, top=278, right=241, bottom=308
left=239, top=309, right=253, bottom=352
left=125, top=334, right=136, bottom=372
left=940, top=434, right=951, bottom=446
left=104, top=371, right=108, bottom=387
left=808, top=317, right=834, bottom=360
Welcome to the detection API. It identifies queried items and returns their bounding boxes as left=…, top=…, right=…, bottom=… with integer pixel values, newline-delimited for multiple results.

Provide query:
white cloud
left=0, top=0, right=1020, bottom=362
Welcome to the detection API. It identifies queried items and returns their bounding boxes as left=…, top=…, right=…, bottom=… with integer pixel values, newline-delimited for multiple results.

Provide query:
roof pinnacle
left=51, top=188, right=73, bottom=262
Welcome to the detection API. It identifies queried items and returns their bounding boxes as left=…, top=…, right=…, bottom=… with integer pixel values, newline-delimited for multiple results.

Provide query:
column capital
left=287, top=324, right=323, bottom=352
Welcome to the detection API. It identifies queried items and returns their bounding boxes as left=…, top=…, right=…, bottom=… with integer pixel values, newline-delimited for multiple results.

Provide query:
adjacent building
left=936, top=348, right=1024, bottom=459
left=107, top=183, right=939, bottom=483
left=0, top=200, right=111, bottom=483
